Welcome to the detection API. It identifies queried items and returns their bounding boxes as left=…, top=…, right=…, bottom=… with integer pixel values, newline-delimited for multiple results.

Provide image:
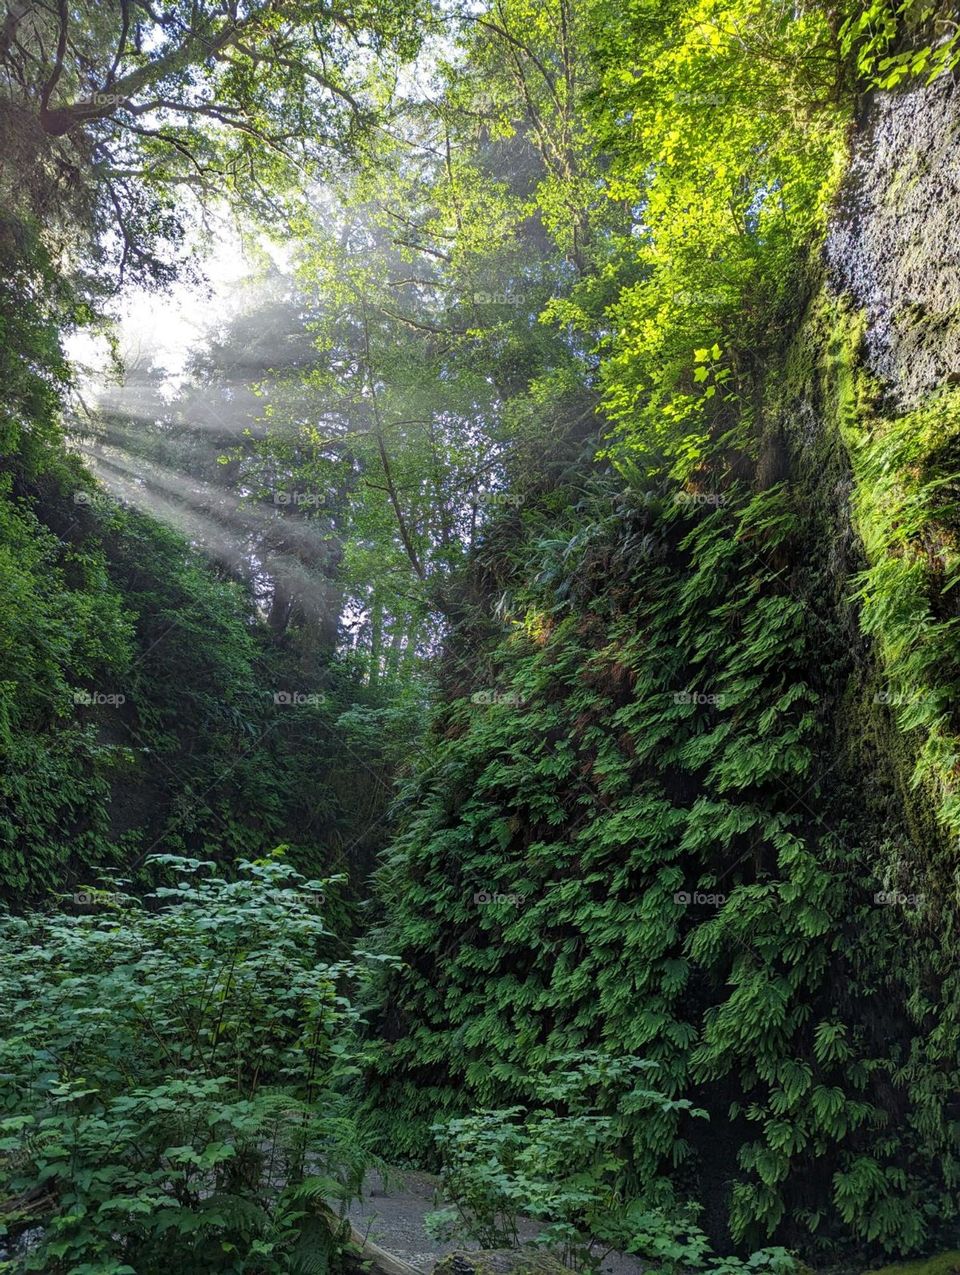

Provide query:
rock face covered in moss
left=826, top=75, right=960, bottom=405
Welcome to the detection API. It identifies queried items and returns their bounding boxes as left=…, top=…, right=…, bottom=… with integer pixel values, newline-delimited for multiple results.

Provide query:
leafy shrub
left=427, top=1052, right=796, bottom=1275
left=0, top=854, right=383, bottom=1274
left=836, top=0, right=960, bottom=89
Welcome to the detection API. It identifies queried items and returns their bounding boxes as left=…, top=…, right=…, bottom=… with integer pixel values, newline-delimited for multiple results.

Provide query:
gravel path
left=346, top=1169, right=647, bottom=1275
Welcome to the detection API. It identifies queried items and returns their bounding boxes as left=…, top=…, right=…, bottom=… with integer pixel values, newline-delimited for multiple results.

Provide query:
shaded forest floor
left=347, top=1170, right=647, bottom=1275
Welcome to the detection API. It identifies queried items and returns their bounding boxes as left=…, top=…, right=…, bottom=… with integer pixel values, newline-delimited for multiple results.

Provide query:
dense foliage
left=356, top=0, right=960, bottom=1263
left=0, top=855, right=376, bottom=1273
left=424, top=1052, right=790, bottom=1275
left=2, top=0, right=960, bottom=1269
left=0, top=4, right=420, bottom=901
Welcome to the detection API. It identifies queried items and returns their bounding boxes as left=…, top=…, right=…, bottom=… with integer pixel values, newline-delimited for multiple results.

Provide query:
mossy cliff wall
left=788, top=67, right=960, bottom=932
left=364, top=76, right=960, bottom=1263
left=826, top=72, right=960, bottom=408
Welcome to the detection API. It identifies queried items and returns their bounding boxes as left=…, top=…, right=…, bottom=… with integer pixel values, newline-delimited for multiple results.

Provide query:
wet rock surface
left=826, top=73, right=960, bottom=406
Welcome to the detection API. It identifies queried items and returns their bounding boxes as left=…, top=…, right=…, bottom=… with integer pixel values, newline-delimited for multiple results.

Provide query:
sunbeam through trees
left=2, top=1, right=960, bottom=1272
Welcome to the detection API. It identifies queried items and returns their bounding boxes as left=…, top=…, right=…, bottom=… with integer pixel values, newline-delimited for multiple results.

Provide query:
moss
left=892, top=300, right=960, bottom=372
left=780, top=286, right=960, bottom=855
left=432, top=1252, right=575, bottom=1275
left=863, top=1252, right=960, bottom=1275
left=758, top=279, right=960, bottom=1257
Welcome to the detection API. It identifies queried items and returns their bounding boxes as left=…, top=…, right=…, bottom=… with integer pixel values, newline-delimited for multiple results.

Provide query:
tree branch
left=104, top=0, right=131, bottom=88
left=38, top=0, right=68, bottom=125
